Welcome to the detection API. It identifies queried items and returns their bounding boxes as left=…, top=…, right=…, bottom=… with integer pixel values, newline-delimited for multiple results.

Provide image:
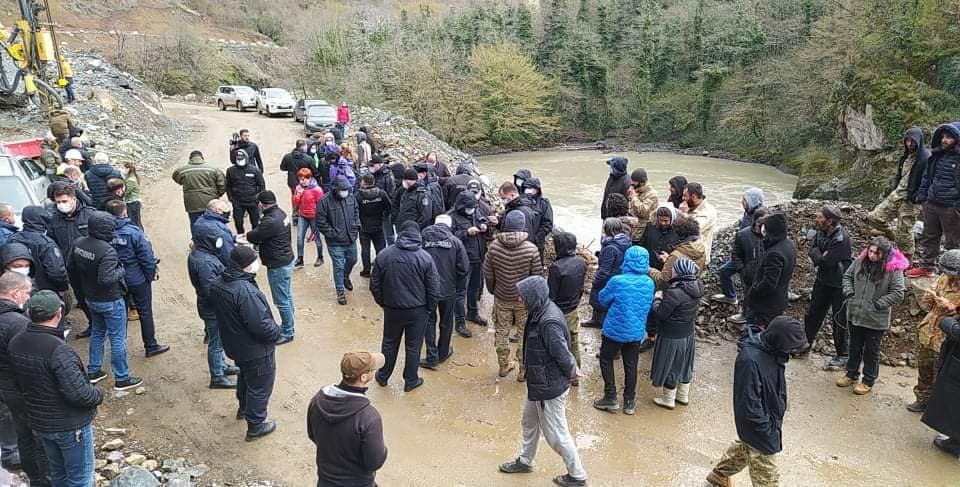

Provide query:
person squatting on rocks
left=712, top=188, right=764, bottom=306
left=356, top=173, right=391, bottom=278
left=744, top=213, right=796, bottom=330
left=370, top=221, right=439, bottom=392
left=67, top=211, right=144, bottom=391
left=317, top=177, right=361, bottom=306
left=293, top=168, right=326, bottom=268
left=582, top=218, right=631, bottom=328
left=802, top=205, right=853, bottom=368
left=909, top=249, right=960, bottom=413
left=11, top=290, right=103, bottom=486
left=187, top=218, right=239, bottom=390
left=244, top=191, right=296, bottom=344
left=650, top=258, right=703, bottom=410
left=921, top=315, right=960, bottom=458
left=716, top=207, right=767, bottom=325
left=601, top=157, right=630, bottom=220
left=308, top=351, right=388, bottom=486
left=210, top=246, right=281, bottom=441
left=837, top=237, right=907, bottom=395
left=681, top=182, right=719, bottom=263
left=548, top=232, right=587, bottom=385
left=105, top=200, right=169, bottom=359
left=706, top=316, right=808, bottom=487
left=910, top=122, right=960, bottom=278
left=449, top=188, right=492, bottom=337
left=419, top=214, right=468, bottom=370
left=225, top=149, right=266, bottom=234
left=485, top=211, right=543, bottom=380
left=498, top=276, right=587, bottom=487
left=172, top=150, right=226, bottom=226
left=868, top=127, right=929, bottom=260
left=593, top=246, right=655, bottom=416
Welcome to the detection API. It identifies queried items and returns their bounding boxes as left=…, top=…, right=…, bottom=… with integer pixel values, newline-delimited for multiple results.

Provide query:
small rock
left=106, top=450, right=125, bottom=463
left=101, top=438, right=125, bottom=451
left=114, top=390, right=130, bottom=398
left=95, top=459, right=109, bottom=470
left=162, top=457, right=186, bottom=473
left=135, top=386, right=146, bottom=395
left=126, top=408, right=135, bottom=416
left=101, top=462, right=121, bottom=479
left=184, top=463, right=209, bottom=478
left=141, top=459, right=159, bottom=471
left=897, top=360, right=908, bottom=367
left=111, top=466, right=160, bottom=487
left=125, top=453, right=147, bottom=465
left=103, top=427, right=128, bottom=436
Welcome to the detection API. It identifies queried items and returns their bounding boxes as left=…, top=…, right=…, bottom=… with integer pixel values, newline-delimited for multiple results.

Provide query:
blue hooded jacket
left=191, top=209, right=235, bottom=265
left=110, top=217, right=156, bottom=286
left=188, top=222, right=226, bottom=320
left=598, top=246, right=655, bottom=342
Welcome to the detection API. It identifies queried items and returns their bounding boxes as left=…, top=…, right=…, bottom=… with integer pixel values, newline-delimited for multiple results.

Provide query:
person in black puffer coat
left=639, top=204, right=679, bottom=272
left=548, top=232, right=586, bottom=370
left=83, top=153, right=122, bottom=210
left=370, top=157, right=397, bottom=245
left=209, top=246, right=281, bottom=441
left=583, top=219, right=632, bottom=328
left=420, top=216, right=468, bottom=368
left=449, top=190, right=492, bottom=335
left=8, top=206, right=69, bottom=294
left=443, top=161, right=479, bottom=211
left=601, top=157, right=630, bottom=219
left=370, top=222, right=440, bottom=391
left=245, top=191, right=295, bottom=342
left=187, top=221, right=236, bottom=389
left=356, top=174, right=392, bottom=278
left=225, top=149, right=266, bottom=234
left=650, top=258, right=704, bottom=409
left=495, top=182, right=540, bottom=245
left=915, top=123, right=960, bottom=275
left=317, top=177, right=361, bottom=304
left=524, top=177, right=554, bottom=257
left=746, top=213, right=796, bottom=330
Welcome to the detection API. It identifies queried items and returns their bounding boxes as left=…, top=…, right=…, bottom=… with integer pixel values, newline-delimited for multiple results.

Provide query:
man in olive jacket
left=172, top=150, right=227, bottom=226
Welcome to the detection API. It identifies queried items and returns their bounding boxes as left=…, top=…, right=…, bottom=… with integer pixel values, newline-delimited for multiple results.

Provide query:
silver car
left=215, top=85, right=257, bottom=111
left=0, top=150, right=49, bottom=226
left=256, top=88, right=295, bottom=117
left=304, top=103, right=337, bottom=136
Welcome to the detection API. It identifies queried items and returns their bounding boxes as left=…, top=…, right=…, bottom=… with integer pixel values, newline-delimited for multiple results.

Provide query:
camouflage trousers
left=914, top=345, right=939, bottom=404
left=494, top=298, right=527, bottom=368
left=564, top=310, right=581, bottom=366
left=867, top=191, right=920, bottom=257
left=713, top=440, right=779, bottom=487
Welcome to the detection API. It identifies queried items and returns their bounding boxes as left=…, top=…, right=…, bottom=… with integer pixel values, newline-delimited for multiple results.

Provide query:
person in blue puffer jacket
left=593, top=245, right=655, bottom=416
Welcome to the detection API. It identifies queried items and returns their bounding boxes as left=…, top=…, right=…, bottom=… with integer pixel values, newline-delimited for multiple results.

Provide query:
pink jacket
left=337, top=105, right=351, bottom=124
left=856, top=247, right=910, bottom=273
left=293, top=180, right=324, bottom=219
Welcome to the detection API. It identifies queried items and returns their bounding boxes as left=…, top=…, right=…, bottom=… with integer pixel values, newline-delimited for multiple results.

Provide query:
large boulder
left=111, top=466, right=160, bottom=487
left=840, top=104, right=886, bottom=151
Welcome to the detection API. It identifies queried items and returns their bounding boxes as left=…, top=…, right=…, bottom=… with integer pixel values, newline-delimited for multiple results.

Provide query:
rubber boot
left=654, top=387, right=676, bottom=410
left=676, top=383, right=690, bottom=406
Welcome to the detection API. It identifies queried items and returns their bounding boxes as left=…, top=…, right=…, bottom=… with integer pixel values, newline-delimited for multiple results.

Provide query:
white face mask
left=338, top=190, right=349, bottom=199
left=465, top=208, right=476, bottom=215
left=9, top=266, right=30, bottom=276
left=244, top=260, right=261, bottom=274
left=56, top=202, right=73, bottom=214
left=403, top=181, right=414, bottom=189
left=524, top=188, right=537, bottom=196
left=237, top=159, right=247, bottom=167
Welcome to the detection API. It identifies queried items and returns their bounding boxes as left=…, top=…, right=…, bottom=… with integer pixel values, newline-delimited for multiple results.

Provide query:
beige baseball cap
left=341, top=351, right=386, bottom=380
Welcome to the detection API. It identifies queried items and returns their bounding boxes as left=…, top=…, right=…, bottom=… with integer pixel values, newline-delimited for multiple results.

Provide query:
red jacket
left=293, top=180, right=324, bottom=219
left=337, top=105, right=351, bottom=124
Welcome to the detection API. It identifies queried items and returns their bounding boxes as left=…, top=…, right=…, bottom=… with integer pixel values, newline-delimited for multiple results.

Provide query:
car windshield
left=263, top=89, right=289, bottom=99
left=0, top=176, right=36, bottom=209
left=307, top=106, right=336, bottom=118
left=235, top=87, right=255, bottom=95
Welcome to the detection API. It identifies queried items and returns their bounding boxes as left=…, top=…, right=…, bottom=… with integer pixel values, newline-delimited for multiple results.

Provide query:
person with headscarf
left=650, top=258, right=703, bottom=409
left=667, top=176, right=688, bottom=209
left=705, top=316, right=808, bottom=487
left=639, top=204, right=680, bottom=271
left=838, top=237, right=908, bottom=395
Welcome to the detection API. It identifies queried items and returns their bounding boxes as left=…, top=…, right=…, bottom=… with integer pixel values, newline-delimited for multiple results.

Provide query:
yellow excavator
left=0, top=0, right=68, bottom=108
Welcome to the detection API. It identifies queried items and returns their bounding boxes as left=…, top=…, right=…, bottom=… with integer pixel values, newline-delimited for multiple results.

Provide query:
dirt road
left=71, top=103, right=957, bottom=486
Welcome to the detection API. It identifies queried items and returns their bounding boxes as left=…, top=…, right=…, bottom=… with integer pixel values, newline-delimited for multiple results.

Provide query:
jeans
left=359, top=230, right=386, bottom=272
left=127, top=200, right=143, bottom=229
left=803, top=281, right=848, bottom=356
left=86, top=298, right=130, bottom=381
left=188, top=211, right=203, bottom=227
left=204, top=319, right=226, bottom=378
left=296, top=216, right=323, bottom=260
left=232, top=203, right=261, bottom=234
left=599, top=335, right=642, bottom=401
left=36, top=423, right=94, bottom=487
left=328, top=243, right=358, bottom=294
left=127, top=281, right=159, bottom=350
left=267, top=263, right=295, bottom=339
left=6, top=398, right=48, bottom=486
left=424, top=298, right=455, bottom=363
left=517, top=391, right=587, bottom=481
left=377, top=306, right=427, bottom=386
left=65, top=77, right=76, bottom=103
left=456, top=261, right=484, bottom=326
left=383, top=215, right=396, bottom=246
left=718, top=259, right=738, bottom=299
left=237, top=352, right=276, bottom=426
left=846, top=325, right=884, bottom=386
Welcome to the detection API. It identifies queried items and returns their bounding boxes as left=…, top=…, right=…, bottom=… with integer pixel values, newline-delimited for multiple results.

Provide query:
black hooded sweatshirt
left=66, top=211, right=126, bottom=302
left=746, top=213, right=796, bottom=320
left=8, top=206, right=69, bottom=292
left=602, top=157, right=630, bottom=219
left=307, top=383, right=387, bottom=487
left=548, top=233, right=586, bottom=314
left=525, top=177, right=555, bottom=250
left=668, top=176, right=688, bottom=209
left=449, top=191, right=490, bottom=264
left=370, top=225, right=440, bottom=310
left=897, top=127, right=931, bottom=203
left=421, top=224, right=468, bottom=300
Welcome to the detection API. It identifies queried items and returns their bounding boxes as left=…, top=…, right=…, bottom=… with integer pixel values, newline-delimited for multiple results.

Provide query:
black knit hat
left=258, top=191, right=277, bottom=205
left=402, top=168, right=418, bottom=181
left=231, top=246, right=258, bottom=269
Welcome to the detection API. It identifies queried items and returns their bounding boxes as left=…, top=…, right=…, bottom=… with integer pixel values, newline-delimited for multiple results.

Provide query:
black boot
left=456, top=324, right=472, bottom=338
left=934, top=436, right=960, bottom=457
left=209, top=376, right=237, bottom=389
left=294, top=256, right=304, bottom=268
left=245, top=420, right=277, bottom=441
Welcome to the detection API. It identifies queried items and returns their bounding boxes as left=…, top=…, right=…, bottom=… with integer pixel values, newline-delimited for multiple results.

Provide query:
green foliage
left=156, top=69, right=193, bottom=95
left=255, top=15, right=285, bottom=44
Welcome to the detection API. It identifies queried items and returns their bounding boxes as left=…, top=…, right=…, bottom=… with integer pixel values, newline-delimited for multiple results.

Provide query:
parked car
left=304, top=103, right=337, bottom=136
left=0, top=148, right=49, bottom=226
left=215, top=85, right=257, bottom=112
left=294, top=99, right=328, bottom=123
left=256, top=88, right=295, bottom=117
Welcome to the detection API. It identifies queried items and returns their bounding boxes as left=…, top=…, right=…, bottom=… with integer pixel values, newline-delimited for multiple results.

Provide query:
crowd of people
left=0, top=117, right=959, bottom=487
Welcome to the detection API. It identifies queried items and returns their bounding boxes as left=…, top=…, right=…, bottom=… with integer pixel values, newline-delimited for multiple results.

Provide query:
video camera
left=230, top=132, right=240, bottom=149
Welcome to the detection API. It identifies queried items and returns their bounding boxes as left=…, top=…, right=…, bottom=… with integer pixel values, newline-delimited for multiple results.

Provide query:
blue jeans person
left=204, top=319, right=226, bottom=379
left=718, top=259, right=739, bottom=299
left=64, top=77, right=76, bottom=103
left=35, top=423, right=94, bottom=487
left=328, top=243, right=358, bottom=294
left=456, top=261, right=484, bottom=326
left=383, top=215, right=396, bottom=246
left=237, top=352, right=276, bottom=427
left=266, top=263, right=295, bottom=339
left=86, top=298, right=129, bottom=381
left=296, top=216, right=323, bottom=261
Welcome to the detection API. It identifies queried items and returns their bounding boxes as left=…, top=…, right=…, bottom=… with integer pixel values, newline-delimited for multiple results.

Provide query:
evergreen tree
left=537, top=0, right=569, bottom=74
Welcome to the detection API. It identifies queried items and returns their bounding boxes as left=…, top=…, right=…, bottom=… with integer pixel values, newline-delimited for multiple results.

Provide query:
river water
left=478, top=150, right=797, bottom=249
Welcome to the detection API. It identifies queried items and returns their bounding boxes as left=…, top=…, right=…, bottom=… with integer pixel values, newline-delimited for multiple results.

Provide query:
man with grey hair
left=420, top=213, right=468, bottom=369
left=0, top=203, right=16, bottom=248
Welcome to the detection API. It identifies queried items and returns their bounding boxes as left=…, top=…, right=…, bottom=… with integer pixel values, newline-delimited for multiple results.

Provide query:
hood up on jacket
left=452, top=191, right=478, bottom=212
left=526, top=177, right=543, bottom=193
left=395, top=223, right=423, bottom=251
left=761, top=212, right=788, bottom=247
left=20, top=205, right=51, bottom=233
left=856, top=247, right=911, bottom=273
left=620, top=246, right=650, bottom=275
left=607, top=157, right=628, bottom=177
left=422, top=222, right=454, bottom=243
left=761, top=315, right=808, bottom=355
left=743, top=188, right=764, bottom=212
left=1, top=242, right=33, bottom=267
left=313, top=384, right=371, bottom=424
left=456, top=162, right=477, bottom=176
left=88, top=211, right=116, bottom=241
left=513, top=169, right=532, bottom=187
left=904, top=127, right=926, bottom=154
left=193, top=222, right=224, bottom=255
left=554, top=232, right=577, bottom=258
left=932, top=123, right=960, bottom=151
left=669, top=176, right=688, bottom=195
left=655, top=203, right=677, bottom=225
left=517, top=275, right=551, bottom=321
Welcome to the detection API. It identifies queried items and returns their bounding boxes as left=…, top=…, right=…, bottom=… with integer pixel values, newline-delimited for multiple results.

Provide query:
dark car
left=294, top=99, right=327, bottom=123
left=304, top=103, right=337, bottom=136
